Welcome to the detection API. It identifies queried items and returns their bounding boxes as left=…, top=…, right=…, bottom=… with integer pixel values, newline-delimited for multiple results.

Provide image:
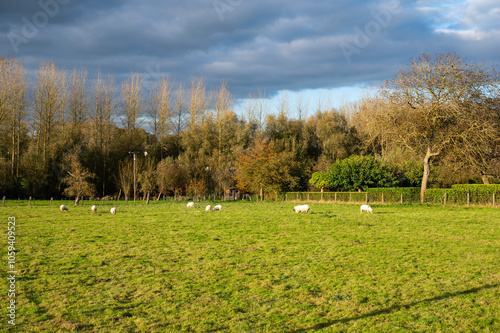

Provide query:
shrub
left=451, top=184, right=500, bottom=194
left=309, top=155, right=398, bottom=192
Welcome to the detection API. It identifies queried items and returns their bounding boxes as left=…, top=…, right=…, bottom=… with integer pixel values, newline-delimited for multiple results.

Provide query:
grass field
left=1, top=201, right=500, bottom=332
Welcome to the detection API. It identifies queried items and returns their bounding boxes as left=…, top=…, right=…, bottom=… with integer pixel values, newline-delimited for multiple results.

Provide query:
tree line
left=0, top=51, right=499, bottom=201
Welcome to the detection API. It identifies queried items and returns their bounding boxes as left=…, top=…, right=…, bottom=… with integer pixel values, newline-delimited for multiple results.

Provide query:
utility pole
left=129, top=152, right=138, bottom=202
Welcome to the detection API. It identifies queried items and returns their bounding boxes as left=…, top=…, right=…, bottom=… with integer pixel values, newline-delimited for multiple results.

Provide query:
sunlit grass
left=2, top=201, right=499, bottom=332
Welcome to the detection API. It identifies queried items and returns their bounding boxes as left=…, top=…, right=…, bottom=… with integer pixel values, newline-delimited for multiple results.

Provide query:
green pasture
left=1, top=201, right=499, bottom=332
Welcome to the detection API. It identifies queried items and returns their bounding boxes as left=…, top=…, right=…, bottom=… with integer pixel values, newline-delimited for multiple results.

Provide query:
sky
left=1, top=0, right=499, bottom=117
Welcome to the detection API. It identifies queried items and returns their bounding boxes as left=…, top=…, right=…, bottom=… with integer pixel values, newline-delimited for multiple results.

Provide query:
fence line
left=2, top=191, right=499, bottom=208
left=282, top=191, right=499, bottom=207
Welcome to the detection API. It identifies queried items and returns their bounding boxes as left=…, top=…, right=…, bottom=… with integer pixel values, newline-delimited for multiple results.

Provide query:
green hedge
left=451, top=184, right=500, bottom=194
left=425, top=188, right=497, bottom=205
left=284, top=186, right=498, bottom=206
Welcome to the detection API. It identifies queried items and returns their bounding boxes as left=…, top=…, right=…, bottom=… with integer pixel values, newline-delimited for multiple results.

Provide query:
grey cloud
left=0, top=0, right=498, bottom=100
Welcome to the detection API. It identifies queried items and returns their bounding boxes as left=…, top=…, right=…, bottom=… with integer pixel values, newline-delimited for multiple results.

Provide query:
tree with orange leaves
left=235, top=139, right=299, bottom=199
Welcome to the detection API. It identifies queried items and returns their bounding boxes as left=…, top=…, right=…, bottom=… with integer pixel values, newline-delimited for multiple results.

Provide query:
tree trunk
left=75, top=196, right=79, bottom=206
left=481, top=173, right=491, bottom=184
left=421, top=147, right=436, bottom=203
left=146, top=192, right=150, bottom=205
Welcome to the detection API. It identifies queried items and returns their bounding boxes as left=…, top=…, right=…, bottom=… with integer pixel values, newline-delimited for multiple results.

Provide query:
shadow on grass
left=290, top=283, right=500, bottom=332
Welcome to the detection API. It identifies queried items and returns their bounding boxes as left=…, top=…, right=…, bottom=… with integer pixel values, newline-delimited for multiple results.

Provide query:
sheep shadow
left=289, top=283, right=500, bottom=332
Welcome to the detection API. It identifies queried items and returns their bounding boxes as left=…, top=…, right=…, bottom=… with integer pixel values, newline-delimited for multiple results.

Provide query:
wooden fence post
left=334, top=193, right=337, bottom=202
left=18, top=198, right=20, bottom=206
left=307, top=193, right=310, bottom=201
left=2, top=196, right=5, bottom=207
left=444, top=192, right=446, bottom=206
left=400, top=193, right=403, bottom=204
left=321, top=191, right=323, bottom=201
left=285, top=193, right=288, bottom=201
left=366, top=193, right=368, bottom=203
left=381, top=193, right=384, bottom=204
left=29, top=196, right=32, bottom=207
left=349, top=193, right=352, bottom=203
left=493, top=193, right=496, bottom=207
left=51, top=197, right=53, bottom=206
left=467, top=192, right=470, bottom=207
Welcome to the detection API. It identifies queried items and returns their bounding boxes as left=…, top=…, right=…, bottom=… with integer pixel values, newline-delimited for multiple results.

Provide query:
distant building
left=225, top=187, right=242, bottom=200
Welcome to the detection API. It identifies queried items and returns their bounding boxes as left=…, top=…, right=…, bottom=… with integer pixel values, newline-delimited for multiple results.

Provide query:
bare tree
left=91, top=72, right=116, bottom=195
left=149, top=76, right=173, bottom=158
left=450, top=97, right=500, bottom=183
left=32, top=61, right=67, bottom=162
left=138, top=157, right=156, bottom=204
left=188, top=77, right=209, bottom=130
left=210, top=81, right=237, bottom=193
left=62, top=151, right=96, bottom=205
left=276, top=91, right=290, bottom=118
left=121, top=73, right=144, bottom=140
left=247, top=88, right=269, bottom=134
left=67, top=67, right=88, bottom=145
left=383, top=51, right=500, bottom=201
left=118, top=160, right=134, bottom=201
left=296, top=92, right=308, bottom=121
left=0, top=58, right=28, bottom=177
left=171, top=83, right=187, bottom=149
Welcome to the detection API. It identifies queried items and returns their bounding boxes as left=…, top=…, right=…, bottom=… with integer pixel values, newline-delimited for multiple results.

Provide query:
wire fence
left=2, top=191, right=499, bottom=207
left=283, top=191, right=498, bottom=207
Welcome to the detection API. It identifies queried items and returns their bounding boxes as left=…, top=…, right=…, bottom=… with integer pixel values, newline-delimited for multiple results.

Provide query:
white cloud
left=419, top=0, right=500, bottom=40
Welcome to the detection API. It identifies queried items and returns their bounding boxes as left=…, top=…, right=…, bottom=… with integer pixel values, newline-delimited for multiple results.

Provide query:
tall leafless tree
left=121, top=73, right=144, bottom=144
left=0, top=58, right=28, bottom=177
left=149, top=76, right=173, bottom=158
left=383, top=51, right=500, bottom=201
left=32, top=61, right=67, bottom=162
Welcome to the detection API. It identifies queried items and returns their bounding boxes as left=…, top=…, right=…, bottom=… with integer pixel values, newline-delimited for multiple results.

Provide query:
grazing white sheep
left=360, top=204, right=373, bottom=213
left=212, top=204, right=222, bottom=211
left=205, top=205, right=212, bottom=211
left=186, top=202, right=195, bottom=208
left=293, top=204, right=310, bottom=213
left=110, top=207, right=116, bottom=215
left=60, top=204, right=68, bottom=212
left=91, top=205, right=97, bottom=213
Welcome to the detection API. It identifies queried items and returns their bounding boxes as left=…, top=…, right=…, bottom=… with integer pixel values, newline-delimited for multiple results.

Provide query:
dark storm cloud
left=0, top=0, right=498, bottom=99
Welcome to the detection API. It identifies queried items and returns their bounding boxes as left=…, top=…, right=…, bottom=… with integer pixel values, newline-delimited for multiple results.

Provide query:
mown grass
left=1, top=201, right=499, bottom=332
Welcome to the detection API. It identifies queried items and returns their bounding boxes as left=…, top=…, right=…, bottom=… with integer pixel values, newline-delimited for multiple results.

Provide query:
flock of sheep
left=293, top=204, right=373, bottom=213
left=187, top=202, right=374, bottom=213
left=187, top=202, right=223, bottom=211
left=59, top=202, right=374, bottom=214
left=60, top=204, right=116, bottom=214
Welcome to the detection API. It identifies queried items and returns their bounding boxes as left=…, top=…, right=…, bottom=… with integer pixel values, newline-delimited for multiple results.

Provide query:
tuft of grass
left=1, top=201, right=499, bottom=332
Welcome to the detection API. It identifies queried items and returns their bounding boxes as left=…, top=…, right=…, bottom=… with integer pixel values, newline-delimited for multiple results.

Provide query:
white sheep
left=110, top=207, right=116, bottom=215
left=91, top=205, right=97, bottom=213
left=60, top=204, right=68, bottom=212
left=360, top=204, right=373, bottom=213
left=212, top=204, right=222, bottom=211
left=186, top=202, right=194, bottom=208
left=293, top=204, right=310, bottom=213
left=205, top=205, right=212, bottom=211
